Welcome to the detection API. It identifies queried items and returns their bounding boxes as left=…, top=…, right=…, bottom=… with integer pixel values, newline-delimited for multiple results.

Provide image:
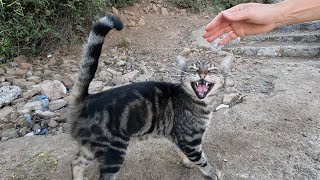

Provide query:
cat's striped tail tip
left=98, top=15, right=123, bottom=31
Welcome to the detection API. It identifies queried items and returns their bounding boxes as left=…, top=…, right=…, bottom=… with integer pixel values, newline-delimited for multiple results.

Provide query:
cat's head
left=177, top=55, right=233, bottom=100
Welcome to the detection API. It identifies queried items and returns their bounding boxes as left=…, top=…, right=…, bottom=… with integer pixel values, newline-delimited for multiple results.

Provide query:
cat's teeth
left=205, top=82, right=208, bottom=86
left=196, top=82, right=199, bottom=86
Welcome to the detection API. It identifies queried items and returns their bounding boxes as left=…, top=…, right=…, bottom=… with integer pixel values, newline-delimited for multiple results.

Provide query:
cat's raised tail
left=72, top=15, right=123, bottom=102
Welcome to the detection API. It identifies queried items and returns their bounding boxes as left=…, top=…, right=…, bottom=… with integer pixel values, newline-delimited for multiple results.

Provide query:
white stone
left=0, top=86, right=21, bottom=107
left=40, top=80, right=67, bottom=100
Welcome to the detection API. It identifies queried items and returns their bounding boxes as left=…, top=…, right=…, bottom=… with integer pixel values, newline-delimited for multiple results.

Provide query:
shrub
left=0, top=0, right=105, bottom=62
left=171, top=0, right=272, bottom=12
left=106, top=0, right=139, bottom=8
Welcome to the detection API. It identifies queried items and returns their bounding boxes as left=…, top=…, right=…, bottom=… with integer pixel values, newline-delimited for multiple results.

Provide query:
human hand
left=203, top=3, right=281, bottom=45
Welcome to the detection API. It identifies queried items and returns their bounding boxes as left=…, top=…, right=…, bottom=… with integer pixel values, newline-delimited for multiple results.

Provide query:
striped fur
left=69, top=15, right=230, bottom=180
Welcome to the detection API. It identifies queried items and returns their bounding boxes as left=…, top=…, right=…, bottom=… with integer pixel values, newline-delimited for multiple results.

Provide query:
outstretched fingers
left=205, top=25, right=233, bottom=42
left=218, top=31, right=239, bottom=45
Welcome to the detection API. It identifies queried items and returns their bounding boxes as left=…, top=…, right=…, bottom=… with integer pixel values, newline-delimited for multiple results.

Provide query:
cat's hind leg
left=72, top=146, right=94, bottom=180
left=94, top=147, right=128, bottom=180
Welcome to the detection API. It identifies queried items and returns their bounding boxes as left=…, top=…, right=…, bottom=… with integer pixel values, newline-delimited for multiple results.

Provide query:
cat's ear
left=176, top=55, right=187, bottom=71
left=219, top=54, right=233, bottom=75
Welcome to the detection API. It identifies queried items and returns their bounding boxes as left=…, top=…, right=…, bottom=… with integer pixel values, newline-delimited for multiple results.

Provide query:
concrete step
left=240, top=30, right=320, bottom=43
left=223, top=42, right=320, bottom=58
left=276, top=21, right=320, bottom=31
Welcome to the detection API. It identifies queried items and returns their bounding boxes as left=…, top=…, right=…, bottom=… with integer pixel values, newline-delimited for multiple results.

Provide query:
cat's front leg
left=178, top=144, right=217, bottom=180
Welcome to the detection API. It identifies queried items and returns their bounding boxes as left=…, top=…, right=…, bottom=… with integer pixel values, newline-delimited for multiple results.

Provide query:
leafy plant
left=0, top=0, right=105, bottom=62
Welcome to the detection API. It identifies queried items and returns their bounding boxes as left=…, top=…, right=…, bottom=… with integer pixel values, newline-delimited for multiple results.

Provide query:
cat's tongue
left=197, top=83, right=207, bottom=97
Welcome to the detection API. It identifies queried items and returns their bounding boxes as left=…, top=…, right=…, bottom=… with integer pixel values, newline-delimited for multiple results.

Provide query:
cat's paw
left=203, top=169, right=221, bottom=180
left=181, top=159, right=195, bottom=168
left=203, top=173, right=217, bottom=180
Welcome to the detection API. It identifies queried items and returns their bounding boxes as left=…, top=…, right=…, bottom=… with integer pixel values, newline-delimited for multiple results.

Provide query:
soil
left=0, top=1, right=319, bottom=180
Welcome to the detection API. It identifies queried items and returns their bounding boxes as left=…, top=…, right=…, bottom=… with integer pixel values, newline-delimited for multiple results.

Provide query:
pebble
left=161, top=7, right=169, bottom=16
left=48, top=119, right=58, bottom=128
left=18, top=127, right=29, bottom=136
left=49, top=99, right=67, bottom=111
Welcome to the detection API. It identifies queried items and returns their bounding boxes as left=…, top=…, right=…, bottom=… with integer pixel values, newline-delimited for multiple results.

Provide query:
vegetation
left=171, top=0, right=272, bottom=12
left=0, top=0, right=105, bottom=62
left=1, top=0, right=270, bottom=62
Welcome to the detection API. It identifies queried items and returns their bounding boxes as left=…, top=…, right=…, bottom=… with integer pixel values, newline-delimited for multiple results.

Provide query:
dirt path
left=1, top=1, right=320, bottom=180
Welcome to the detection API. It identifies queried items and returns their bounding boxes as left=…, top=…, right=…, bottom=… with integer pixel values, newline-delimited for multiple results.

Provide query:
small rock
left=98, top=71, right=111, bottom=82
left=47, top=58, right=57, bottom=66
left=152, top=5, right=158, bottom=12
left=32, top=123, right=41, bottom=132
left=48, top=119, right=58, bottom=128
left=52, top=74, right=63, bottom=81
left=116, top=60, right=127, bottom=66
left=112, top=7, right=119, bottom=15
left=138, top=18, right=146, bottom=26
left=127, top=20, right=136, bottom=27
left=0, top=106, right=14, bottom=119
left=19, top=81, right=36, bottom=90
left=40, top=80, right=67, bottom=100
left=62, top=123, right=70, bottom=132
left=181, top=48, right=192, bottom=56
left=18, top=127, right=29, bottom=136
left=35, top=110, right=57, bottom=118
left=26, top=71, right=33, bottom=77
left=15, top=68, right=28, bottom=77
left=110, top=49, right=119, bottom=57
left=17, top=100, right=43, bottom=113
left=61, top=77, right=74, bottom=88
left=0, top=82, right=12, bottom=87
left=43, top=70, right=55, bottom=79
left=23, top=87, right=41, bottom=99
left=0, top=123, right=15, bottom=130
left=161, top=7, right=169, bottom=16
left=19, top=62, right=32, bottom=69
left=16, top=116, right=31, bottom=128
left=0, top=68, right=5, bottom=75
left=49, top=99, right=67, bottom=111
left=11, top=98, right=25, bottom=106
left=58, top=110, right=68, bottom=123
left=122, top=70, right=139, bottom=80
left=107, top=69, right=122, bottom=76
left=1, top=128, right=19, bottom=139
left=88, top=81, right=104, bottom=94
left=14, top=55, right=28, bottom=64
left=0, top=86, right=21, bottom=106
left=11, top=78, right=26, bottom=86
left=26, top=76, right=41, bottom=83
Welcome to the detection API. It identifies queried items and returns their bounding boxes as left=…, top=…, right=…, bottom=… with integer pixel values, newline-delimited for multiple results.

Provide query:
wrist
left=271, top=2, right=289, bottom=28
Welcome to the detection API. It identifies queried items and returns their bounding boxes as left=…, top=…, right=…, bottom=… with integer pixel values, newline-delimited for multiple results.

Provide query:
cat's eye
left=188, top=64, right=199, bottom=72
left=208, top=65, right=219, bottom=73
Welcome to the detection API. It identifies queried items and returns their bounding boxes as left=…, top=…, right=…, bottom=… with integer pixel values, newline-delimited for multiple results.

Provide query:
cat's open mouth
left=191, top=80, right=214, bottom=99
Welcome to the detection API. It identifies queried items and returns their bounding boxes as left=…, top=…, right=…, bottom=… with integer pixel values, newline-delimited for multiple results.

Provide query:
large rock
left=40, top=80, right=67, bottom=100
left=0, top=106, right=14, bottom=119
left=17, top=100, right=47, bottom=114
left=48, top=99, right=67, bottom=111
left=0, top=128, right=19, bottom=139
left=0, top=86, right=21, bottom=107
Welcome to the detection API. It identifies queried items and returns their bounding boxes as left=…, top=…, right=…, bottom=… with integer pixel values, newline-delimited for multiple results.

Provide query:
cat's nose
left=199, top=74, right=206, bottom=79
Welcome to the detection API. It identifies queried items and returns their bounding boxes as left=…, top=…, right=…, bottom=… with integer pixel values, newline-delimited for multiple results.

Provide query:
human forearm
left=275, top=0, right=320, bottom=27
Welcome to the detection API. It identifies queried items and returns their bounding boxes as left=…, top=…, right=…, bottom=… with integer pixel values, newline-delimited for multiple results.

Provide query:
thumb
left=222, top=9, right=251, bottom=22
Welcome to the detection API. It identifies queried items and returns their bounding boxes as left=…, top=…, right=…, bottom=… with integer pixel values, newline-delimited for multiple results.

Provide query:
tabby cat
left=69, top=15, right=232, bottom=180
